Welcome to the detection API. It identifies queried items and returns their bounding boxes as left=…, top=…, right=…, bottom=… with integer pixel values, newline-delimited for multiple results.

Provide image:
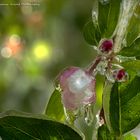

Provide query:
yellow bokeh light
left=33, top=41, right=51, bottom=60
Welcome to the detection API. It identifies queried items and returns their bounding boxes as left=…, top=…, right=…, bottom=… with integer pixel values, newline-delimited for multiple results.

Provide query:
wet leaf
left=45, top=89, right=65, bottom=122
left=119, top=38, right=140, bottom=58
left=0, top=110, right=83, bottom=140
left=98, top=0, right=121, bottom=37
left=126, top=4, right=140, bottom=46
left=108, top=76, right=140, bottom=135
left=97, top=124, right=115, bottom=140
left=83, top=20, right=101, bottom=45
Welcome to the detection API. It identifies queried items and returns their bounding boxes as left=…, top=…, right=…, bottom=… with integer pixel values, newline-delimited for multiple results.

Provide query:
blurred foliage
left=0, top=0, right=99, bottom=114
left=0, top=110, right=83, bottom=140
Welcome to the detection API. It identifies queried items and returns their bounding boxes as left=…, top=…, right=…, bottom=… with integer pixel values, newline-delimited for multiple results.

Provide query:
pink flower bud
left=59, top=67, right=96, bottom=110
left=113, top=69, right=128, bottom=82
left=99, top=39, right=113, bottom=53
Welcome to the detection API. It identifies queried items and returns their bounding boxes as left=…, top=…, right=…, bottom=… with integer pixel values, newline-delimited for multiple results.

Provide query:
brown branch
left=87, top=56, right=102, bottom=75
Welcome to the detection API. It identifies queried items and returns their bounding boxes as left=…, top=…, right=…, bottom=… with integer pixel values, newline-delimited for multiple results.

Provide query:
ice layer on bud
left=68, top=69, right=92, bottom=94
left=59, top=67, right=96, bottom=110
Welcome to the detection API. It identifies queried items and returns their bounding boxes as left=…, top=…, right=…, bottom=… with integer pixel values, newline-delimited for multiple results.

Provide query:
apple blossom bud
left=113, top=69, right=128, bottom=82
left=99, top=39, right=113, bottom=53
left=58, top=67, right=96, bottom=110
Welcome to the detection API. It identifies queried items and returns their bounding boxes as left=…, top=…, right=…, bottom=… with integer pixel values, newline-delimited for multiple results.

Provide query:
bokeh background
left=0, top=0, right=139, bottom=139
left=0, top=0, right=97, bottom=114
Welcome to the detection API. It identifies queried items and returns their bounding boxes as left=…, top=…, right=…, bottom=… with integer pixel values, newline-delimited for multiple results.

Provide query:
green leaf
left=123, top=133, right=137, bottom=140
left=109, top=82, right=120, bottom=135
left=97, top=125, right=115, bottom=140
left=83, top=0, right=122, bottom=45
left=126, top=4, right=140, bottom=46
left=102, top=81, right=114, bottom=132
left=119, top=38, right=140, bottom=58
left=83, top=20, right=101, bottom=45
left=0, top=110, right=83, bottom=140
left=121, top=60, right=140, bottom=76
left=108, top=76, right=140, bottom=135
left=45, top=89, right=65, bottom=122
left=98, top=0, right=121, bottom=37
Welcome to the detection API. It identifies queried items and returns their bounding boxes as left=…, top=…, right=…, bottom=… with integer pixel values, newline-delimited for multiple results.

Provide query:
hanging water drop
left=96, top=60, right=108, bottom=75
left=96, top=110, right=105, bottom=127
left=122, top=39, right=127, bottom=47
left=99, top=0, right=110, bottom=5
left=64, top=107, right=79, bottom=125
left=92, top=11, right=98, bottom=23
left=84, top=104, right=94, bottom=126
left=106, top=71, right=115, bottom=83
left=115, top=55, right=136, bottom=63
left=55, top=84, right=62, bottom=92
left=134, top=12, right=140, bottom=19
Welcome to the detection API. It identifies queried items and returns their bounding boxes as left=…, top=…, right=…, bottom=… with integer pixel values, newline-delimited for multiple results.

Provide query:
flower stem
left=87, top=56, right=101, bottom=75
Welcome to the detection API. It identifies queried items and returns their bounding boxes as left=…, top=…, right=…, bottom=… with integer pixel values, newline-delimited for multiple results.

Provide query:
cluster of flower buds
left=56, top=38, right=128, bottom=125
left=96, top=39, right=128, bottom=82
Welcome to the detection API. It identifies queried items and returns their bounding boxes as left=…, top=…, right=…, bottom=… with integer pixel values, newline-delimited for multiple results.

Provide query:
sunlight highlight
left=33, top=41, right=51, bottom=60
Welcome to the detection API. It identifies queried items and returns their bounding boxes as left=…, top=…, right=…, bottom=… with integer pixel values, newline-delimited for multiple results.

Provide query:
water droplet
left=55, top=84, right=62, bottom=92
left=122, top=39, right=127, bottom=47
left=99, top=0, right=109, bottom=5
left=64, top=107, right=79, bottom=125
left=106, top=71, right=115, bottom=83
left=96, top=110, right=105, bottom=127
left=111, top=63, right=124, bottom=69
left=92, top=45, right=98, bottom=50
left=96, top=60, right=108, bottom=75
left=115, top=55, right=136, bottom=63
left=92, top=11, right=98, bottom=23
left=92, top=46, right=101, bottom=55
left=134, top=12, right=140, bottom=19
left=84, top=104, right=94, bottom=126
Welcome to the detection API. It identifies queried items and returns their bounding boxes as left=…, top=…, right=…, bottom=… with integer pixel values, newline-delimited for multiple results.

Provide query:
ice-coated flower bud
left=99, top=39, right=113, bottom=53
left=59, top=67, right=96, bottom=110
left=113, top=69, right=128, bottom=82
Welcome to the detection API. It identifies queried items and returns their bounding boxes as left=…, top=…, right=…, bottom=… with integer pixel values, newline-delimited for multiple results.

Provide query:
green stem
left=102, top=81, right=113, bottom=132
left=113, top=0, right=139, bottom=53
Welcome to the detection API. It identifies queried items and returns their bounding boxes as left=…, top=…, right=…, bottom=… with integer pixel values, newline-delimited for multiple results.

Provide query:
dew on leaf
left=64, top=107, right=79, bottom=125
left=122, top=39, right=127, bottom=47
left=106, top=71, right=115, bottom=83
left=96, top=60, right=108, bottom=75
left=115, top=55, right=136, bottom=63
left=96, top=111, right=104, bottom=127
left=134, top=12, right=140, bottom=20
left=55, top=84, right=62, bottom=92
left=92, top=11, right=98, bottom=23
left=84, top=104, right=94, bottom=126
left=99, top=0, right=109, bottom=5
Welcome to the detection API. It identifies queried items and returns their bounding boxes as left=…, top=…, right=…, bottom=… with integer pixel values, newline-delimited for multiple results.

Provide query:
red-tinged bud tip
left=113, top=69, right=128, bottom=82
left=100, top=39, right=113, bottom=53
left=117, top=69, right=125, bottom=80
